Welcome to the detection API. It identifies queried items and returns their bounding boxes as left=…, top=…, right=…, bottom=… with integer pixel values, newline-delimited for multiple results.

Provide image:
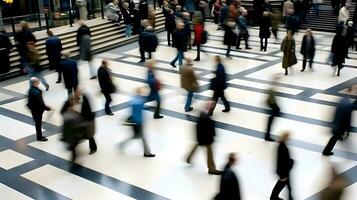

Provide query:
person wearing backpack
left=193, top=14, right=205, bottom=61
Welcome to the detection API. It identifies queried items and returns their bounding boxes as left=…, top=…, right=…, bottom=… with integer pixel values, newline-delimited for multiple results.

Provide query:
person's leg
left=184, top=91, right=194, bottom=111
left=32, top=111, right=43, bottom=140
left=285, top=68, right=288, bottom=75
left=170, top=51, right=179, bottom=66
left=206, top=144, right=216, bottom=171
left=88, top=137, right=97, bottom=153
left=103, top=92, right=113, bottom=114
left=209, top=91, right=220, bottom=115
left=236, top=34, right=242, bottom=49
left=266, top=114, right=275, bottom=140
left=34, top=70, right=49, bottom=89
left=323, top=134, right=339, bottom=155
left=154, top=93, right=162, bottom=118
left=272, top=29, right=278, bottom=40
left=302, top=58, right=307, bottom=71
left=186, top=144, right=199, bottom=163
left=148, top=52, right=152, bottom=59
left=178, top=51, right=184, bottom=66
left=195, top=45, right=200, bottom=61
left=167, top=31, right=171, bottom=46
left=287, top=175, right=293, bottom=200
left=270, top=179, right=288, bottom=200
left=139, top=48, right=145, bottom=62
left=337, top=63, right=343, bottom=76
left=226, top=45, right=231, bottom=57
left=141, top=129, right=152, bottom=155
left=260, top=38, right=264, bottom=51
left=220, top=91, right=230, bottom=112
left=309, top=59, right=313, bottom=69
left=264, top=38, right=268, bottom=51
left=88, top=61, right=96, bottom=78
left=244, top=34, right=250, bottom=49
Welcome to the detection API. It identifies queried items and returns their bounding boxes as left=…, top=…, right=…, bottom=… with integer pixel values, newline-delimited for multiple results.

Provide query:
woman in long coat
left=280, top=31, right=297, bottom=75
left=259, top=11, right=271, bottom=51
left=224, top=21, right=237, bottom=59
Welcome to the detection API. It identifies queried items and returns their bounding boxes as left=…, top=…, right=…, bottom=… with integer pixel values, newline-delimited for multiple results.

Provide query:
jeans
left=31, top=110, right=44, bottom=139
left=147, top=91, right=161, bottom=117
left=120, top=124, right=151, bottom=154
left=184, top=91, right=194, bottom=111
left=171, top=51, right=184, bottom=66
left=27, top=67, right=49, bottom=88
left=125, top=24, right=132, bottom=37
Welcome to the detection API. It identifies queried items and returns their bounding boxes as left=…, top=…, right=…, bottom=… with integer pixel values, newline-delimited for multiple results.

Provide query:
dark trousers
left=103, top=92, right=112, bottom=114
left=49, top=59, right=61, bottom=81
left=167, top=31, right=173, bottom=46
left=147, top=91, right=161, bottom=117
left=214, top=13, right=219, bottom=24
left=272, top=29, right=278, bottom=40
left=31, top=110, right=44, bottom=139
left=270, top=176, right=293, bottom=200
left=266, top=105, right=280, bottom=139
left=71, top=137, right=97, bottom=162
left=211, top=90, right=230, bottom=114
left=302, top=59, right=313, bottom=71
left=196, top=45, right=201, bottom=60
left=237, top=33, right=249, bottom=49
left=226, top=45, right=231, bottom=57
left=260, top=38, right=268, bottom=51
left=323, top=134, right=341, bottom=154
left=337, top=63, right=343, bottom=76
left=140, top=48, right=152, bottom=61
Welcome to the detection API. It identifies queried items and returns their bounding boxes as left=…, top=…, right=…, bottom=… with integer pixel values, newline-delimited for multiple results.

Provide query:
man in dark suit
left=210, top=56, right=230, bottom=115
left=98, top=60, right=115, bottom=115
left=138, top=26, right=158, bottom=63
left=323, top=97, right=355, bottom=156
left=270, top=131, right=294, bottom=200
left=215, top=153, right=241, bottom=200
left=27, top=77, right=51, bottom=141
left=170, top=21, right=187, bottom=68
left=45, top=30, right=62, bottom=83
left=186, top=102, right=222, bottom=175
left=60, top=51, right=78, bottom=98
left=76, top=20, right=91, bottom=46
left=164, top=9, right=176, bottom=46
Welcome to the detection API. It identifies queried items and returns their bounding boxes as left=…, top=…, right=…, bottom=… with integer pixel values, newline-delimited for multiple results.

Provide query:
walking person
left=120, top=87, right=156, bottom=157
left=27, top=77, right=51, bottom=141
left=214, top=153, right=241, bottom=200
left=259, top=11, right=271, bottom=52
left=300, top=29, right=315, bottom=72
left=193, top=14, right=205, bottom=61
left=236, top=10, right=252, bottom=50
left=165, top=9, right=176, bottom=46
left=270, top=131, right=294, bottom=200
left=224, top=21, right=237, bottom=59
left=0, top=29, right=12, bottom=74
left=265, top=82, right=280, bottom=142
left=60, top=51, right=79, bottom=98
left=331, top=29, right=348, bottom=76
left=170, top=21, right=187, bottom=68
left=180, top=58, right=199, bottom=112
left=138, top=26, right=158, bottom=63
left=213, top=0, right=222, bottom=25
left=322, top=97, right=355, bottom=156
left=186, top=102, right=223, bottom=175
left=45, top=30, right=62, bottom=83
left=271, top=10, right=281, bottom=42
left=77, top=21, right=96, bottom=80
left=146, top=60, right=164, bottom=119
left=26, top=41, right=49, bottom=90
left=98, top=60, right=116, bottom=115
left=210, top=56, right=230, bottom=115
left=281, top=31, right=297, bottom=75
left=122, top=2, right=132, bottom=37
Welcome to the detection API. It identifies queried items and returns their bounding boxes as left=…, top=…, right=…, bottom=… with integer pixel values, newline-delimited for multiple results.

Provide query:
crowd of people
left=0, top=0, right=357, bottom=199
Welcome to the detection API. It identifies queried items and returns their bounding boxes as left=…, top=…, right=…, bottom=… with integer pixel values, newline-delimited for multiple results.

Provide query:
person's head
left=169, top=9, right=174, bottom=15
left=102, top=60, right=109, bottom=68
left=63, top=51, right=71, bottom=58
left=176, top=21, right=185, bottom=30
left=74, top=87, right=83, bottom=101
left=141, top=19, right=150, bottom=28
left=227, top=153, right=237, bottom=166
left=348, top=21, right=354, bottom=27
left=47, top=30, right=54, bottom=37
left=305, top=28, right=312, bottom=37
left=145, top=26, right=154, bottom=32
left=135, top=87, right=144, bottom=96
left=20, top=21, right=29, bottom=31
left=280, top=131, right=290, bottom=142
left=30, top=77, right=40, bottom=87
left=146, top=59, right=155, bottom=70
left=287, top=8, right=294, bottom=15
left=182, top=12, right=190, bottom=19
left=263, top=11, right=269, bottom=17
left=215, top=55, right=221, bottom=64
left=286, top=30, right=293, bottom=39
left=123, top=2, right=129, bottom=9
left=26, top=41, right=35, bottom=51
left=241, top=9, right=248, bottom=16
left=185, top=57, right=193, bottom=66
left=345, top=3, right=350, bottom=9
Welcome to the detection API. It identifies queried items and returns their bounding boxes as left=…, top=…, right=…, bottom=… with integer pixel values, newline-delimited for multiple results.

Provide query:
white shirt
left=338, top=7, right=350, bottom=23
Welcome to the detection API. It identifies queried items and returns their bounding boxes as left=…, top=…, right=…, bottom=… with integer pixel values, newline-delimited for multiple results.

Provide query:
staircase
left=304, top=0, right=356, bottom=32
left=1, top=10, right=165, bottom=80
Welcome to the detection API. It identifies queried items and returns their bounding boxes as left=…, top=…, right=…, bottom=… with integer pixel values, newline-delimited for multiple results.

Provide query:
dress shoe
left=222, top=108, right=230, bottom=113
left=236, top=47, right=242, bottom=50
left=106, top=112, right=114, bottom=116
left=37, top=137, right=48, bottom=142
left=45, top=85, right=49, bottom=91
left=300, top=69, right=305, bottom=72
left=89, top=149, right=97, bottom=155
left=138, top=60, right=145, bottom=63
left=144, top=153, right=156, bottom=157
left=90, top=76, right=97, bottom=80
left=265, top=137, right=275, bottom=142
left=322, top=151, right=334, bottom=156
left=185, top=107, right=193, bottom=112
left=154, top=115, right=164, bottom=119
left=170, top=62, right=176, bottom=68
left=194, top=58, right=200, bottom=61
left=246, top=47, right=252, bottom=50
left=208, top=169, right=223, bottom=175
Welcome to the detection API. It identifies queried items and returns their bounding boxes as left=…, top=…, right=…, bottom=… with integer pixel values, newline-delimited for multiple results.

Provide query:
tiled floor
left=0, top=23, right=356, bottom=200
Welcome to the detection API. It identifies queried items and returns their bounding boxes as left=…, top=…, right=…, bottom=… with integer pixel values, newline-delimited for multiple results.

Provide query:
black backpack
left=201, top=30, right=208, bottom=44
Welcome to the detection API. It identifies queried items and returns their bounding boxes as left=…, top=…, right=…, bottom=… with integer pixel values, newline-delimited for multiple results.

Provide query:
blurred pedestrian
left=14, top=21, right=37, bottom=73
left=27, top=77, right=51, bottom=141
left=338, top=3, right=350, bottom=25
left=186, top=101, right=223, bottom=175
left=253, top=0, right=264, bottom=25
left=122, top=2, right=132, bottom=37
left=215, top=153, right=241, bottom=200
left=148, top=5, right=156, bottom=29
left=146, top=60, right=164, bottom=119
left=138, top=26, right=158, bottom=63
left=181, top=12, right=192, bottom=50
left=210, top=56, right=230, bottom=114
left=281, top=31, right=297, bottom=75
left=265, top=82, right=280, bottom=142
left=60, top=51, right=78, bottom=98
left=331, top=29, right=348, bottom=76
left=331, top=0, right=339, bottom=15
left=180, top=58, right=199, bottom=112
left=259, top=11, right=271, bottom=52
left=132, top=5, right=141, bottom=35
left=300, top=29, right=315, bottom=72
left=270, top=131, right=294, bottom=200
left=193, top=13, right=205, bottom=61
left=213, top=0, right=222, bottom=25
left=282, top=0, right=294, bottom=24
left=76, top=20, right=91, bottom=46
left=322, top=96, right=355, bottom=156
left=286, top=9, right=299, bottom=35
left=45, top=30, right=62, bottom=83
left=77, top=21, right=96, bottom=79
left=0, top=29, right=12, bottom=74
left=224, top=21, right=237, bottom=59
left=26, top=41, right=49, bottom=90
left=98, top=60, right=116, bottom=115
left=319, top=166, right=348, bottom=200
left=120, top=87, right=156, bottom=157
left=170, top=21, right=187, bottom=68
left=139, top=0, right=149, bottom=20
left=219, top=0, right=229, bottom=30
left=105, top=0, right=121, bottom=23
left=165, top=9, right=176, bottom=46
left=236, top=9, right=251, bottom=50
left=271, top=9, right=281, bottom=41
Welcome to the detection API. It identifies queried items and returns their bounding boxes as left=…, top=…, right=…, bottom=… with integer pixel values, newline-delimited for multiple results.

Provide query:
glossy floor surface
left=0, top=23, right=356, bottom=200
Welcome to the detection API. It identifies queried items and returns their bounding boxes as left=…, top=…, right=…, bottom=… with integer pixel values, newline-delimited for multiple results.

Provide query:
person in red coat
left=193, top=14, right=204, bottom=61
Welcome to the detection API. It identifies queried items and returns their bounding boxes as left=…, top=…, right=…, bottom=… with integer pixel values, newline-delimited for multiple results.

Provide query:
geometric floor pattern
left=0, top=23, right=356, bottom=200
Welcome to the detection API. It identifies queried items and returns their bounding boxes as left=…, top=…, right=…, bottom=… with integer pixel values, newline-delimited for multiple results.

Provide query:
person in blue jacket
left=146, top=60, right=164, bottom=119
